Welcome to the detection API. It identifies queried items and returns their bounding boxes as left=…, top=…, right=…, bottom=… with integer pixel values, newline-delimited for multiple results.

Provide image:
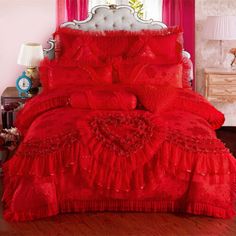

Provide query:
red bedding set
left=2, top=27, right=236, bottom=221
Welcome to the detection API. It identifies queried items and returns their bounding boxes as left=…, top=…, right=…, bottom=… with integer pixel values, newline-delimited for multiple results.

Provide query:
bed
left=2, top=4, right=236, bottom=221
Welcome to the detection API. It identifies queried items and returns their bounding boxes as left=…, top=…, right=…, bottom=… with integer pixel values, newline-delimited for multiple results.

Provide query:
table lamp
left=203, top=16, right=236, bottom=66
left=17, top=43, right=44, bottom=95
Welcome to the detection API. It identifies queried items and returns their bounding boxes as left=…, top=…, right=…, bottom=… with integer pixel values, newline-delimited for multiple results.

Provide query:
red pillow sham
left=70, top=90, right=137, bottom=110
left=39, top=58, right=113, bottom=90
left=53, top=26, right=183, bottom=66
left=115, top=61, right=183, bottom=87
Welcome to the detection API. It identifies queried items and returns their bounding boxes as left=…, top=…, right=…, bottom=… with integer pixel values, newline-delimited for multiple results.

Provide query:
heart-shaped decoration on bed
left=87, top=112, right=155, bottom=156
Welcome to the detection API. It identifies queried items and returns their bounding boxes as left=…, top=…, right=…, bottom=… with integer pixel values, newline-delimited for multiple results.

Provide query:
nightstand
left=204, top=67, right=236, bottom=126
left=1, top=87, right=40, bottom=128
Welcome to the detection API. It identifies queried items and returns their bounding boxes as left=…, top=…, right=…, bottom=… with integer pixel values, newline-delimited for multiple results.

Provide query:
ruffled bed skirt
left=2, top=139, right=236, bottom=221
left=4, top=199, right=234, bottom=222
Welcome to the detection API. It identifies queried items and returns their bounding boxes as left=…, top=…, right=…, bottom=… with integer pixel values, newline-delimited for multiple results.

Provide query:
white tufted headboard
left=44, top=4, right=192, bottom=83
left=61, top=4, right=166, bottom=30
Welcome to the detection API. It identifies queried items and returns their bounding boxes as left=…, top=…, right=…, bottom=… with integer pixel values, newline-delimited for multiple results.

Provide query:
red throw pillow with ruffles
left=70, top=90, right=137, bottom=110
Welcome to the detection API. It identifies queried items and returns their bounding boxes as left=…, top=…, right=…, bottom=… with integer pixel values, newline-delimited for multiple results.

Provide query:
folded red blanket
left=70, top=90, right=137, bottom=110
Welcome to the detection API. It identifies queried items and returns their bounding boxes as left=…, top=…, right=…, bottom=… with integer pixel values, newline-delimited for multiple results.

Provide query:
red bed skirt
left=3, top=199, right=234, bottom=222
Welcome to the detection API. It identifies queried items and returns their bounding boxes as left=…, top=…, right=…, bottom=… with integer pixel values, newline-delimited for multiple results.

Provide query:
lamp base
left=25, top=67, right=40, bottom=89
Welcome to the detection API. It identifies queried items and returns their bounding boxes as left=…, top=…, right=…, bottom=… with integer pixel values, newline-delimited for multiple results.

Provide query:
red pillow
left=133, top=85, right=178, bottom=113
left=140, top=27, right=183, bottom=65
left=39, top=58, right=113, bottom=90
left=53, top=27, right=183, bottom=65
left=70, top=90, right=137, bottom=110
left=53, top=28, right=142, bottom=64
left=116, top=61, right=183, bottom=87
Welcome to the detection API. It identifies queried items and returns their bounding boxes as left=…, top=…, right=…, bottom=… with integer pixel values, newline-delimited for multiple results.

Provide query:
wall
left=195, top=0, right=236, bottom=94
left=0, top=0, right=56, bottom=98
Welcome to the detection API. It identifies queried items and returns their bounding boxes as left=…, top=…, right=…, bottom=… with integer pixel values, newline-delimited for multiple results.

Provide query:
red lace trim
left=16, top=131, right=80, bottom=157
left=88, top=112, right=155, bottom=156
left=60, top=200, right=235, bottom=219
left=3, top=137, right=81, bottom=177
left=55, top=26, right=182, bottom=38
left=166, top=129, right=230, bottom=153
left=3, top=204, right=58, bottom=222
left=3, top=199, right=235, bottom=222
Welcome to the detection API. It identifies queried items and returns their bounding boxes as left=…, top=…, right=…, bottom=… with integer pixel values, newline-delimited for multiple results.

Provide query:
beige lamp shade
left=203, top=16, right=236, bottom=40
left=17, top=43, right=44, bottom=67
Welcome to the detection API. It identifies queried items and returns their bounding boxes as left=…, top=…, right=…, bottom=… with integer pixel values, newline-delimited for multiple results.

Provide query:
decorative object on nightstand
left=0, top=127, right=21, bottom=175
left=203, top=16, right=236, bottom=66
left=16, top=71, right=32, bottom=98
left=229, top=48, right=236, bottom=69
left=204, top=67, right=236, bottom=126
left=17, top=42, right=44, bottom=97
left=1, top=87, right=40, bottom=129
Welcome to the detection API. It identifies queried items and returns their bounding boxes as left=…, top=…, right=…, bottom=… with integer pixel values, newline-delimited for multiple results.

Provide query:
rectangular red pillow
left=39, top=58, right=113, bottom=90
left=53, top=27, right=183, bottom=66
left=115, top=61, right=183, bottom=88
left=70, top=90, right=137, bottom=110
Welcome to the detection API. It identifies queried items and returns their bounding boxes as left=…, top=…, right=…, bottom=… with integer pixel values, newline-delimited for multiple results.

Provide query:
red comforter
left=2, top=84, right=236, bottom=221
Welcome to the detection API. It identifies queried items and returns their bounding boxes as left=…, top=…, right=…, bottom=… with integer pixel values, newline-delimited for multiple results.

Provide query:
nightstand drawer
left=209, top=85, right=236, bottom=96
left=208, top=74, right=236, bottom=85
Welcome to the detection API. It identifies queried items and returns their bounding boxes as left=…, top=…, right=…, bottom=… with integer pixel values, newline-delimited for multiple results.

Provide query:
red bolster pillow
left=70, top=90, right=137, bottom=110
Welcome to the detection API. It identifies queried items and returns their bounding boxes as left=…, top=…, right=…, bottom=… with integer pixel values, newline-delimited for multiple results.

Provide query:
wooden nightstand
left=204, top=68, right=236, bottom=126
left=1, top=87, right=40, bottom=128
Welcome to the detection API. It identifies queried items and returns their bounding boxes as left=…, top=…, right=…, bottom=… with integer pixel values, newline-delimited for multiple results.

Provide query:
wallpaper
left=195, top=0, right=236, bottom=94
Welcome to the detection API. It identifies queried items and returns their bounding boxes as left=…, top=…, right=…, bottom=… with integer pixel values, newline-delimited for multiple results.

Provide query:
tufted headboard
left=44, top=4, right=192, bottom=84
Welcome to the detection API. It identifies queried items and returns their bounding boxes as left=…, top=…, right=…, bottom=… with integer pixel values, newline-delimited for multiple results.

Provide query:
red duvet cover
left=2, top=84, right=236, bottom=221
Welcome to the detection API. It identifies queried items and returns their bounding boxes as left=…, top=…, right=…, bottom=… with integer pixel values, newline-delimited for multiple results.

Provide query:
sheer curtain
left=143, top=0, right=162, bottom=21
left=89, top=1, right=129, bottom=11
left=89, top=0, right=162, bottom=21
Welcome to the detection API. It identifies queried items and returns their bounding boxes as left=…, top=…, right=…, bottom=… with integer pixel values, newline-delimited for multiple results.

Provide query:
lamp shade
left=203, top=16, right=236, bottom=40
left=17, top=43, right=44, bottom=67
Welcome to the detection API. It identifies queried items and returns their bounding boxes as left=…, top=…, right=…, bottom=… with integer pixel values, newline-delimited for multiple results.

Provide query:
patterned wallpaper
left=195, top=0, right=236, bottom=94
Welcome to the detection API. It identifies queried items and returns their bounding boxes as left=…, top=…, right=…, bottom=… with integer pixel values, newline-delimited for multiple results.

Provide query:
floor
left=216, top=127, right=236, bottom=157
left=0, top=127, right=236, bottom=236
left=0, top=196, right=236, bottom=236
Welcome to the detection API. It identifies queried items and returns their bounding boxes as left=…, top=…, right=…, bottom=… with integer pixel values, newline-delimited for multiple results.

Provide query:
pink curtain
left=162, top=0, right=195, bottom=88
left=57, top=0, right=88, bottom=26
left=162, top=0, right=183, bottom=27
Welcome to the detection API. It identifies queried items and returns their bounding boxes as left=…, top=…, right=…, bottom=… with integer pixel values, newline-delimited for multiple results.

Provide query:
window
left=88, top=0, right=162, bottom=21
left=142, top=0, right=162, bottom=21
